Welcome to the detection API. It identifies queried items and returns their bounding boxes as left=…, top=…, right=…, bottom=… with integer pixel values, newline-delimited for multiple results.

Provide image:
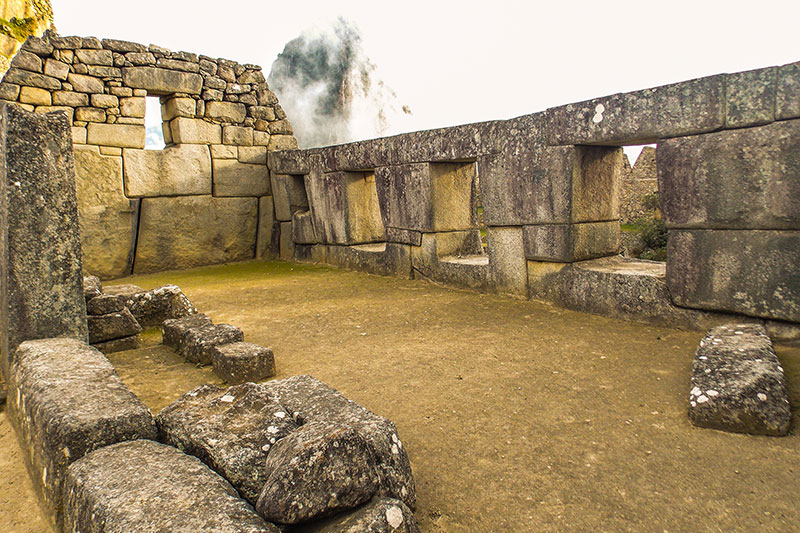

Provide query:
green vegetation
left=620, top=192, right=668, bottom=261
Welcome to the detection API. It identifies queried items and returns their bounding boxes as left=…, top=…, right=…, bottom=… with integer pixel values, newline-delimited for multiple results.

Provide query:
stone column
left=0, top=103, right=88, bottom=378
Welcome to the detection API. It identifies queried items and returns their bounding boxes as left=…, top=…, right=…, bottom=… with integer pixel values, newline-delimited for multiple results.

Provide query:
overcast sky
left=51, top=0, right=800, bottom=137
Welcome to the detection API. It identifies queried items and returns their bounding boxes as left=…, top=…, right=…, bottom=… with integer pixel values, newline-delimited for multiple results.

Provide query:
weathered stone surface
left=162, top=96, right=196, bottom=120
left=83, top=275, right=102, bottom=301
left=411, top=232, right=489, bottom=290
left=212, top=342, right=276, bottom=384
left=689, top=324, right=791, bottom=436
left=725, top=67, right=777, bottom=128
left=102, top=284, right=145, bottom=298
left=122, top=66, right=203, bottom=94
left=271, top=173, right=309, bottom=221
left=162, top=313, right=213, bottom=353
left=213, top=159, right=270, bottom=196
left=19, top=86, right=51, bottom=105
left=291, top=210, right=317, bottom=244
left=280, top=221, right=295, bottom=260
left=63, top=440, right=279, bottom=533
left=118, top=96, right=145, bottom=117
left=545, top=74, right=725, bottom=145
left=43, top=59, right=70, bottom=80
left=487, top=226, right=527, bottom=298
left=776, top=61, right=800, bottom=120
left=92, top=334, right=139, bottom=354
left=306, top=169, right=386, bottom=245
left=125, top=284, right=197, bottom=328
left=0, top=82, right=20, bottom=101
left=386, top=227, right=422, bottom=246
left=75, top=106, right=105, bottom=123
left=183, top=323, right=244, bottom=365
left=325, top=243, right=412, bottom=278
left=255, top=375, right=416, bottom=522
left=53, top=90, right=89, bottom=107
left=11, top=50, right=43, bottom=72
left=86, top=122, right=145, bottom=148
left=90, top=94, right=118, bottom=109
left=66, top=73, right=103, bottom=93
left=267, top=135, right=298, bottom=151
left=309, top=497, right=420, bottom=533
left=667, top=230, right=800, bottom=322
left=256, top=196, right=275, bottom=259
left=123, top=144, right=212, bottom=197
left=7, top=338, right=157, bottom=528
left=101, top=38, right=147, bottom=53
left=239, top=145, right=268, bottom=165
left=0, top=104, right=88, bottom=377
left=73, top=147, right=135, bottom=279
left=157, top=383, right=297, bottom=504
left=170, top=116, right=222, bottom=144
left=375, top=162, right=477, bottom=232
left=88, top=307, right=142, bottom=343
left=206, top=101, right=247, bottom=123
left=86, top=293, right=125, bottom=315
left=658, top=120, right=800, bottom=229
left=134, top=195, right=257, bottom=273
left=522, top=222, right=620, bottom=262
left=223, top=125, right=254, bottom=146
left=3, top=69, right=60, bottom=90
left=75, top=49, right=113, bottom=66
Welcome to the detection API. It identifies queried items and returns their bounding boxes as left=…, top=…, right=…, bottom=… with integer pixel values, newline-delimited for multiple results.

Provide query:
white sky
left=51, top=0, right=800, bottom=139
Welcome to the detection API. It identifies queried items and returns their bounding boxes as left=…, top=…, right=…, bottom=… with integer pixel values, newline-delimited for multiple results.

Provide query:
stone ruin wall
left=0, top=31, right=298, bottom=279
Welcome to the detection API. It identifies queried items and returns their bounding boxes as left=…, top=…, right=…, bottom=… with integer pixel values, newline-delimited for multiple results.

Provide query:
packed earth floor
left=2, top=260, right=799, bottom=532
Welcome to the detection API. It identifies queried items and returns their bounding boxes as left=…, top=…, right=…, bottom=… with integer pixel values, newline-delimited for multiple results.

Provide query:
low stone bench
left=689, top=324, right=791, bottom=436
left=212, top=341, right=276, bottom=384
left=162, top=313, right=212, bottom=353
left=183, top=323, right=244, bottom=365
left=63, top=439, right=279, bottom=532
left=6, top=337, right=157, bottom=528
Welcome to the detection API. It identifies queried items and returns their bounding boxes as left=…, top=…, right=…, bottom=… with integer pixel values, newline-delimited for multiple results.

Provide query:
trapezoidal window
left=144, top=95, right=166, bottom=150
left=619, top=144, right=665, bottom=261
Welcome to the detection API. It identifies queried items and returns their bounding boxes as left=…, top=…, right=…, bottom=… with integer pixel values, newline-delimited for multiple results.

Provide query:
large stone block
left=73, top=147, right=135, bottom=279
left=63, top=440, right=279, bottom=533
left=7, top=338, right=157, bottom=528
left=375, top=162, right=478, bottom=232
left=182, top=323, right=244, bottom=365
left=161, top=97, right=196, bottom=120
left=688, top=324, right=790, bottom=436
left=270, top=172, right=309, bottom=221
left=205, top=101, right=247, bottom=123
left=486, top=226, right=527, bottom=298
left=87, top=307, right=142, bottom=343
left=66, top=73, right=103, bottom=93
left=0, top=104, right=88, bottom=377
left=658, top=120, right=800, bottom=230
left=211, top=342, right=276, bottom=384
left=3, top=68, right=60, bottom=90
left=170, top=116, right=222, bottom=144
left=256, top=196, right=276, bottom=258
left=213, top=159, right=270, bottom=196
left=86, top=123, right=145, bottom=148
left=725, top=67, right=777, bottom=128
left=123, top=144, right=212, bottom=197
left=125, top=284, right=197, bottom=328
left=325, top=243, right=412, bottom=278
left=522, top=221, right=620, bottom=262
left=411, top=232, right=489, bottom=290
left=306, top=169, right=386, bottom=244
left=134, top=195, right=257, bottom=273
left=545, top=74, right=725, bottom=145
left=291, top=210, right=317, bottom=244
left=667, top=230, right=800, bottom=322
left=122, top=66, right=203, bottom=94
left=162, top=313, right=213, bottom=353
left=776, top=61, right=800, bottom=120
left=279, top=221, right=294, bottom=259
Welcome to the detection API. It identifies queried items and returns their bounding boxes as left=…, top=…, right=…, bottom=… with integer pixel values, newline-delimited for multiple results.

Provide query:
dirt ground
left=2, top=259, right=799, bottom=532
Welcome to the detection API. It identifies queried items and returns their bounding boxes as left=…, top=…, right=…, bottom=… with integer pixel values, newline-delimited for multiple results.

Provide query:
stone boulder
left=86, top=294, right=125, bottom=315
left=7, top=338, right=157, bottom=527
left=124, top=284, right=197, bottom=328
left=83, top=275, right=102, bottom=301
left=87, top=307, right=142, bottom=344
left=63, top=440, right=279, bottom=533
left=307, top=497, right=420, bottom=533
left=162, top=313, right=213, bottom=353
left=102, top=283, right=145, bottom=299
left=212, top=342, right=276, bottom=384
left=157, top=383, right=299, bottom=504
left=689, top=324, right=791, bottom=436
left=183, top=323, right=244, bottom=365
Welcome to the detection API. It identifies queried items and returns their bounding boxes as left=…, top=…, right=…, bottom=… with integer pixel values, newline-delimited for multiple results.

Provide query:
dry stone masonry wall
left=0, top=31, right=298, bottom=279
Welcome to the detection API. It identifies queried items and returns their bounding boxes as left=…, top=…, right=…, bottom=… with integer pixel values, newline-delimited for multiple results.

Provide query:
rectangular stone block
left=256, top=196, right=275, bottom=259
left=291, top=210, right=317, bottom=244
left=7, top=338, right=157, bottom=529
left=3, top=69, right=60, bottom=90
left=776, top=61, right=800, bottom=120
left=44, top=59, right=70, bottom=80
left=19, top=86, right=51, bottom=105
left=223, top=125, right=254, bottom=146
left=487, top=226, right=527, bottom=298
left=87, top=123, right=145, bottom=148
left=134, top=196, right=257, bottom=273
left=212, top=159, right=269, bottom=196
left=170, top=117, right=221, bottom=144
left=545, top=74, right=726, bottom=145
left=75, top=49, right=113, bottom=66
left=522, top=221, right=620, bottom=262
left=267, top=149, right=308, bottom=174
left=305, top=170, right=386, bottom=245
left=119, top=97, right=145, bottom=118
left=162, top=97, right=196, bottom=121
left=53, top=91, right=89, bottom=107
left=386, top=227, right=422, bottom=246
left=122, top=67, right=203, bottom=95
left=725, top=67, right=777, bottom=128
left=205, top=101, right=246, bottom=123
left=123, top=144, right=211, bottom=197
left=325, top=243, right=412, bottom=278
left=271, top=173, right=309, bottom=221
left=667, top=229, right=800, bottom=322
left=658, top=120, right=800, bottom=229
left=67, top=73, right=103, bottom=94
left=238, top=146, right=267, bottom=165
left=0, top=104, right=88, bottom=377
left=35, top=105, right=74, bottom=123
left=211, top=144, right=237, bottom=159
left=279, top=221, right=294, bottom=260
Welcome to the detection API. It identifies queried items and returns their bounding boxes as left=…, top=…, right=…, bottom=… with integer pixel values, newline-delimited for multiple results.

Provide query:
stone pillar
left=0, top=103, right=88, bottom=378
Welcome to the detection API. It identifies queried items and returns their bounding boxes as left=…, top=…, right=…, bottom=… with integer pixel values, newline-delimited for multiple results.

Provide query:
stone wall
left=619, top=146, right=658, bottom=224
left=269, top=62, right=800, bottom=334
left=0, top=31, right=297, bottom=278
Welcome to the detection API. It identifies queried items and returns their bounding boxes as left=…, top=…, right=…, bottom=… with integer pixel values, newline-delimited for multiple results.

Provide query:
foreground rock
left=689, top=324, right=791, bottom=436
left=125, top=284, right=197, bottom=328
left=162, top=313, right=213, bottom=353
left=303, top=497, right=420, bottom=533
left=183, top=323, right=244, bottom=365
left=87, top=307, right=142, bottom=344
left=157, top=383, right=298, bottom=504
left=7, top=338, right=156, bottom=528
left=212, top=342, right=276, bottom=384
left=63, top=440, right=279, bottom=533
